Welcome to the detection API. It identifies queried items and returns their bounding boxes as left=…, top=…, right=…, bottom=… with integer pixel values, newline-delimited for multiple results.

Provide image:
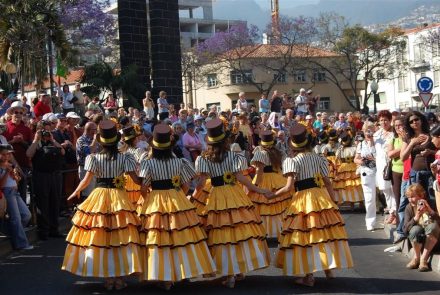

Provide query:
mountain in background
left=213, top=0, right=440, bottom=29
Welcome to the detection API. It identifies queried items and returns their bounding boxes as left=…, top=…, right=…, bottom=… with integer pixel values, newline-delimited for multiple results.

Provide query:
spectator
left=404, top=184, right=440, bottom=272
left=33, top=91, right=53, bottom=119
left=0, top=123, right=7, bottom=144
left=72, top=82, right=86, bottom=116
left=268, top=112, right=281, bottom=131
left=26, top=125, right=65, bottom=240
left=103, top=92, right=118, bottom=114
left=270, top=90, right=282, bottom=115
left=334, top=113, right=349, bottom=130
left=3, top=101, right=32, bottom=202
left=176, top=109, right=188, bottom=131
left=430, top=124, right=440, bottom=213
left=87, top=96, right=102, bottom=113
left=249, top=105, right=259, bottom=122
left=0, top=93, right=14, bottom=117
left=313, top=112, right=323, bottom=130
left=306, top=89, right=320, bottom=115
left=183, top=122, right=202, bottom=162
left=295, top=88, right=308, bottom=115
left=21, top=96, right=31, bottom=115
left=76, top=122, right=98, bottom=199
left=172, top=122, right=189, bottom=160
left=157, top=90, right=169, bottom=120
left=259, top=93, right=270, bottom=114
left=401, top=111, right=435, bottom=201
left=236, top=92, right=248, bottom=113
left=194, top=115, right=207, bottom=151
left=143, top=90, right=155, bottom=120
left=0, top=144, right=33, bottom=250
left=57, top=83, right=75, bottom=115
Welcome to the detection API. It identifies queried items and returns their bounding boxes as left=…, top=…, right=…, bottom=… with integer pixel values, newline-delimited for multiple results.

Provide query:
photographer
left=404, top=184, right=440, bottom=272
left=355, top=121, right=377, bottom=231
left=26, top=127, right=64, bottom=240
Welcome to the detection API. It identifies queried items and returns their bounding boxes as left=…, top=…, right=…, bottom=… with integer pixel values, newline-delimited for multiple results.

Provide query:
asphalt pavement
left=1, top=211, right=440, bottom=295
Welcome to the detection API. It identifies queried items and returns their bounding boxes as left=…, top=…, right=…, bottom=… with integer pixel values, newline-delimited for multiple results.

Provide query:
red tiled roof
left=404, top=23, right=440, bottom=35
left=224, top=44, right=340, bottom=59
left=24, top=68, right=84, bottom=92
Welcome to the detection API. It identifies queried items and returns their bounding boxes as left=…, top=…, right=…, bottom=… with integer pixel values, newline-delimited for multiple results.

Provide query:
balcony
left=409, top=59, right=431, bottom=70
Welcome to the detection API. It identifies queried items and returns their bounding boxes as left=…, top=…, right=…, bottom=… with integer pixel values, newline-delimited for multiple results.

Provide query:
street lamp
left=370, top=80, right=379, bottom=114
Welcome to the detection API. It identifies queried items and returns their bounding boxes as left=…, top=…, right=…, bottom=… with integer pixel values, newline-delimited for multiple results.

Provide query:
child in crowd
left=404, top=184, right=440, bottom=272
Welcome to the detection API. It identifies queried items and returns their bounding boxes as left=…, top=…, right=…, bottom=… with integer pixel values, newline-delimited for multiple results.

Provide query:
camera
left=418, top=200, right=425, bottom=207
left=41, top=130, right=51, bottom=138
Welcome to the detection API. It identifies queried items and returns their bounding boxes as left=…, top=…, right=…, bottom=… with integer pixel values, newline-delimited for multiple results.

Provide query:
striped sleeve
left=84, top=154, right=98, bottom=174
left=319, top=156, right=329, bottom=177
left=250, top=150, right=267, bottom=166
left=139, top=160, right=151, bottom=186
left=233, top=153, right=248, bottom=173
left=180, top=158, right=196, bottom=184
left=195, top=156, right=209, bottom=174
left=282, top=157, right=296, bottom=175
left=123, top=153, right=137, bottom=172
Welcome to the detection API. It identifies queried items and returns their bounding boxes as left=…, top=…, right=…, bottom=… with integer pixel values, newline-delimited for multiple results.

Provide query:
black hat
left=289, top=123, right=310, bottom=150
left=318, top=131, right=329, bottom=143
left=260, top=130, right=274, bottom=146
left=121, top=126, right=139, bottom=142
left=96, top=120, right=120, bottom=146
left=151, top=124, right=172, bottom=150
left=340, top=131, right=353, bottom=147
left=328, top=129, right=338, bottom=141
left=206, top=118, right=227, bottom=144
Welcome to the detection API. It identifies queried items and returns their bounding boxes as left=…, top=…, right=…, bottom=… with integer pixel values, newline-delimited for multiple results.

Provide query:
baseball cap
left=306, top=115, right=313, bottom=120
left=66, top=111, right=80, bottom=119
left=55, top=113, right=66, bottom=120
left=42, top=113, right=54, bottom=121
left=316, top=112, right=322, bottom=117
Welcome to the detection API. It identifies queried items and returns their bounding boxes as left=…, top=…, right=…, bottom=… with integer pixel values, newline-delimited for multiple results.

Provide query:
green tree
left=309, top=13, right=406, bottom=112
left=81, top=62, right=145, bottom=109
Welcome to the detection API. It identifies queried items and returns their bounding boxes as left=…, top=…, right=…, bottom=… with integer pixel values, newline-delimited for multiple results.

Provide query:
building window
left=414, top=43, right=425, bottom=61
left=292, top=69, right=306, bottom=82
left=434, top=70, right=440, bottom=87
left=274, top=72, right=286, bottom=83
left=432, top=40, right=440, bottom=57
left=398, top=74, right=408, bottom=92
left=313, top=69, right=326, bottom=82
left=317, top=97, right=330, bottom=110
left=207, top=74, right=218, bottom=87
left=230, top=70, right=253, bottom=84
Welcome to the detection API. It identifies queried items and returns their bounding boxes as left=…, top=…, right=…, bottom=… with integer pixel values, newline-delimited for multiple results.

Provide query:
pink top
left=182, top=132, right=201, bottom=151
left=435, top=150, right=440, bottom=183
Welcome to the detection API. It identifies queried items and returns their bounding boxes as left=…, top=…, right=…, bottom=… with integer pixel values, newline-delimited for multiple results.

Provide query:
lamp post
left=370, top=80, right=379, bottom=114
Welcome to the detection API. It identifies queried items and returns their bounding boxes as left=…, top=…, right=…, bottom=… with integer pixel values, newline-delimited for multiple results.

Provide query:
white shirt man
left=295, top=88, right=308, bottom=114
left=236, top=92, right=248, bottom=113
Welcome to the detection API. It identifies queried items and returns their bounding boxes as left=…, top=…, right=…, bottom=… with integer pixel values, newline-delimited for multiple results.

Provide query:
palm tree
left=0, top=0, right=70, bottom=92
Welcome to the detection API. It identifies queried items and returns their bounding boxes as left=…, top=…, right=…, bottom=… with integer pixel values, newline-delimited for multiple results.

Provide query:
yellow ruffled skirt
left=62, top=188, right=143, bottom=278
left=327, top=156, right=337, bottom=180
left=137, top=189, right=216, bottom=282
left=333, top=163, right=364, bottom=204
left=201, top=184, right=270, bottom=276
left=190, top=179, right=212, bottom=216
left=248, top=172, right=291, bottom=238
left=276, top=187, right=353, bottom=276
left=125, top=173, right=142, bottom=206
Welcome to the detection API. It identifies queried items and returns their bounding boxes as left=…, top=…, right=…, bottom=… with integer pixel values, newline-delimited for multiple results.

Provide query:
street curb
left=0, top=217, right=71, bottom=258
left=383, top=222, right=440, bottom=274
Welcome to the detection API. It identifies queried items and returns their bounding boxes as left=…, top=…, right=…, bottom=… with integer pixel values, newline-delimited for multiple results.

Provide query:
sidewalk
left=0, top=217, right=71, bottom=258
left=383, top=219, right=440, bottom=274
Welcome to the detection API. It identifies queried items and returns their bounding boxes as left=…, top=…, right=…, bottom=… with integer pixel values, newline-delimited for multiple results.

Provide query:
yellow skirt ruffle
left=138, top=189, right=216, bottom=282
left=125, top=173, right=142, bottom=205
left=327, top=156, right=337, bottom=179
left=190, top=179, right=212, bottom=216
left=249, top=172, right=291, bottom=238
left=202, top=184, right=270, bottom=275
left=276, top=187, right=353, bottom=275
left=62, top=187, right=142, bottom=277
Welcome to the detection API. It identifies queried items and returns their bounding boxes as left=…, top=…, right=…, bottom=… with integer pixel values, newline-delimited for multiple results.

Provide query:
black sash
left=96, top=178, right=116, bottom=188
left=327, top=151, right=335, bottom=156
left=151, top=179, right=174, bottom=190
left=211, top=176, right=225, bottom=187
left=263, top=166, right=274, bottom=173
left=294, top=177, right=319, bottom=192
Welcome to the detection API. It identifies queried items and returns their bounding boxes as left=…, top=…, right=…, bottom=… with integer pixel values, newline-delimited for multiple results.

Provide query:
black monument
left=118, top=0, right=183, bottom=105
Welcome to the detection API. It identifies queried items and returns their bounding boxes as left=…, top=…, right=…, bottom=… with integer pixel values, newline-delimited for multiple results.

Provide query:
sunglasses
left=409, top=118, right=420, bottom=124
left=14, top=111, right=23, bottom=115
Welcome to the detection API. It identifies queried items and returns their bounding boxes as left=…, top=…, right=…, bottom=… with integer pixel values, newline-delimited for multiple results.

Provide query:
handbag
left=383, top=138, right=394, bottom=181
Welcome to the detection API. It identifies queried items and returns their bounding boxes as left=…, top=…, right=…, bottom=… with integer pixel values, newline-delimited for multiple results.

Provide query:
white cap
left=306, top=115, right=313, bottom=120
left=42, top=113, right=54, bottom=121
left=316, top=112, right=322, bottom=116
left=66, top=111, right=80, bottom=119
left=7, top=101, right=27, bottom=115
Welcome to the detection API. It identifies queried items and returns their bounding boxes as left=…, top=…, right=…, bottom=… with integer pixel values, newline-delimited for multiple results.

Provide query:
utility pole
left=270, top=0, right=280, bottom=44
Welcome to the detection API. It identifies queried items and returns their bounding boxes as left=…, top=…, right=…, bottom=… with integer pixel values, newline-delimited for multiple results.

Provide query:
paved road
left=1, top=212, right=439, bottom=295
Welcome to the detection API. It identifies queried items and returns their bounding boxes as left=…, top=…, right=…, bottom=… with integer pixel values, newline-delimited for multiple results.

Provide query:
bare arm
left=323, top=176, right=336, bottom=202
left=400, top=140, right=414, bottom=161
left=273, top=173, right=294, bottom=198
left=192, top=173, right=208, bottom=197
left=236, top=171, right=270, bottom=195
left=127, top=171, right=142, bottom=186
left=253, top=162, right=264, bottom=186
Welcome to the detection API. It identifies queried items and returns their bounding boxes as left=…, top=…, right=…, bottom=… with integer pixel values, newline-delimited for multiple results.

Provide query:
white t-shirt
left=295, top=95, right=307, bottom=113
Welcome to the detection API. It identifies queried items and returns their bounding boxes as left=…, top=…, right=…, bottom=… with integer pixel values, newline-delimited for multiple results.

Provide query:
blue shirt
left=259, top=98, right=270, bottom=113
left=76, top=134, right=93, bottom=166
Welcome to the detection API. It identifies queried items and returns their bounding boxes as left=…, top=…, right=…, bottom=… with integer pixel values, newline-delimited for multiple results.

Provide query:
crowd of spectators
left=0, top=84, right=439, bottom=271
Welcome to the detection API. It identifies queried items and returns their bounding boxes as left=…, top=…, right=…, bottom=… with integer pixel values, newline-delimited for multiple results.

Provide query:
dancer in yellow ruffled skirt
left=248, top=130, right=290, bottom=238
left=120, top=125, right=147, bottom=205
left=333, top=131, right=364, bottom=206
left=193, top=119, right=272, bottom=288
left=322, top=129, right=339, bottom=181
left=137, top=124, right=216, bottom=290
left=270, top=123, right=353, bottom=287
left=62, top=120, right=143, bottom=291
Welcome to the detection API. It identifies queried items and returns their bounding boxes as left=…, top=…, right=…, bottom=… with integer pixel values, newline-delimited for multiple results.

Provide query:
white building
left=367, top=23, right=440, bottom=112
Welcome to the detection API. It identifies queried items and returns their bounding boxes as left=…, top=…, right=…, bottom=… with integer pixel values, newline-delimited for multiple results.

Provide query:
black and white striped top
left=282, top=152, right=329, bottom=180
left=139, top=157, right=195, bottom=186
left=85, top=153, right=136, bottom=177
left=125, top=146, right=146, bottom=163
left=195, top=151, right=248, bottom=177
left=250, top=148, right=285, bottom=168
